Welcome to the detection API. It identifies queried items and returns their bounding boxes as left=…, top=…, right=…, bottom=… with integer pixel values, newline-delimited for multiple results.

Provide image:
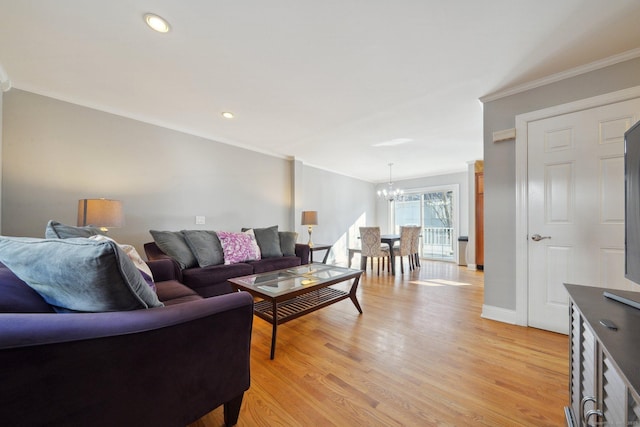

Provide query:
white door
left=528, top=98, right=640, bottom=333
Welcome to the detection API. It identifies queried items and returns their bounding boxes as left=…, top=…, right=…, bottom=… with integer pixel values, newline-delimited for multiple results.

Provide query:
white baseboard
left=481, top=304, right=519, bottom=325
left=466, top=264, right=477, bottom=271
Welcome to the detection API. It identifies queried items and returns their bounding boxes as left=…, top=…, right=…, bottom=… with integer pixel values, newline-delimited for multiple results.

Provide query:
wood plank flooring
left=189, top=260, right=568, bottom=427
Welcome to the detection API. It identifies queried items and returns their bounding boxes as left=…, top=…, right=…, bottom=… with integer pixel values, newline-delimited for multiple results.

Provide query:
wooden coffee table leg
left=270, top=300, right=278, bottom=360
left=349, top=275, right=363, bottom=314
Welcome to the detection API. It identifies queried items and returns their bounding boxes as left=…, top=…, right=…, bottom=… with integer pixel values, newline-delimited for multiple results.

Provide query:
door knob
left=531, top=234, right=551, bottom=241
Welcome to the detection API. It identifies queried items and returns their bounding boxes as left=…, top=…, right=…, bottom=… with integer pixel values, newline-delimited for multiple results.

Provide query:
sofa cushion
left=248, top=256, right=302, bottom=274
left=181, top=263, right=254, bottom=293
left=251, top=226, right=283, bottom=258
left=154, top=280, right=203, bottom=306
left=279, top=231, right=298, bottom=256
left=217, top=231, right=261, bottom=264
left=0, top=237, right=163, bottom=313
left=182, top=230, right=225, bottom=267
left=0, top=266, right=55, bottom=313
left=149, top=230, right=198, bottom=269
left=45, top=220, right=105, bottom=239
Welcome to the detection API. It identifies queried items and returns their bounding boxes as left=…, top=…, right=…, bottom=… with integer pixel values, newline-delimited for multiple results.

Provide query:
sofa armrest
left=146, top=258, right=178, bottom=282
left=144, top=241, right=183, bottom=281
left=295, top=243, right=310, bottom=265
left=0, top=292, right=254, bottom=426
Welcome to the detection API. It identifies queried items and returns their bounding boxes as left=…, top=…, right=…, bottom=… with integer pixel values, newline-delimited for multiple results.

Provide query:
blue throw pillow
left=0, top=237, right=163, bottom=313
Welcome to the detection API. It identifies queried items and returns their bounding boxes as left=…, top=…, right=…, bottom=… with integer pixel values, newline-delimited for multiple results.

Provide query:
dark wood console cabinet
left=565, top=284, right=640, bottom=426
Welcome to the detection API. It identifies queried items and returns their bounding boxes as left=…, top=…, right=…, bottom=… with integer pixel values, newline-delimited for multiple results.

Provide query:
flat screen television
left=606, top=119, right=640, bottom=309
left=626, top=119, right=640, bottom=286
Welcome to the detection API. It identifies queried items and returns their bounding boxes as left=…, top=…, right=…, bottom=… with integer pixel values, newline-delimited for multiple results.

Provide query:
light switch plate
left=195, top=216, right=205, bottom=225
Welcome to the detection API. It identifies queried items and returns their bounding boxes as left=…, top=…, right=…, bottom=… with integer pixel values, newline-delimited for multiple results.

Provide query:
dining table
left=359, top=234, right=400, bottom=275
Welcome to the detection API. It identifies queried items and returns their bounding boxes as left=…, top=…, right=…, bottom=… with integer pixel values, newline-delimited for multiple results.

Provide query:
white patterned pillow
left=243, top=229, right=262, bottom=260
left=89, top=235, right=154, bottom=280
left=217, top=231, right=261, bottom=264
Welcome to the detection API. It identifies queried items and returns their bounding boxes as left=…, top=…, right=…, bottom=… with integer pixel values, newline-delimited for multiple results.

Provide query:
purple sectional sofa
left=145, top=230, right=310, bottom=298
left=0, top=258, right=253, bottom=426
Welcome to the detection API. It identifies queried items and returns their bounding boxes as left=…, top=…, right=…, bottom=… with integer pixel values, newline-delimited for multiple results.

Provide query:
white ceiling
left=1, top=1, right=640, bottom=183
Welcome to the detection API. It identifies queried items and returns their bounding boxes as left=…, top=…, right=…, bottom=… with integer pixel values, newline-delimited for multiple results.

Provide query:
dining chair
left=359, top=227, right=390, bottom=275
left=410, top=225, right=421, bottom=269
left=396, top=225, right=421, bottom=274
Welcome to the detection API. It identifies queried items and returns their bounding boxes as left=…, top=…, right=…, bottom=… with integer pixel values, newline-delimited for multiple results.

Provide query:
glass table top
left=230, top=263, right=361, bottom=296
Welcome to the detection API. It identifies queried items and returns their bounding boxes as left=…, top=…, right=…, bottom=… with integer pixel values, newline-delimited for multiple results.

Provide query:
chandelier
left=377, top=163, right=404, bottom=202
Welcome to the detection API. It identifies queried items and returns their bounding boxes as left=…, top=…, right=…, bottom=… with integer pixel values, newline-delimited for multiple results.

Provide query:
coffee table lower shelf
left=229, top=264, right=363, bottom=359
left=254, top=287, right=349, bottom=323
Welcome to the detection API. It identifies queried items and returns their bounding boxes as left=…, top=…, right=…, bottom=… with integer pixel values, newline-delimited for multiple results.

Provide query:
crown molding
left=480, top=48, right=640, bottom=103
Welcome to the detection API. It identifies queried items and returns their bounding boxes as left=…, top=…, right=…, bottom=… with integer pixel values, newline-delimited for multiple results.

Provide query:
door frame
left=514, top=85, right=640, bottom=327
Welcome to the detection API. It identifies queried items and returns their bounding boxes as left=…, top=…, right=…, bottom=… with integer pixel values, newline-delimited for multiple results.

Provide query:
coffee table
left=228, top=263, right=363, bottom=359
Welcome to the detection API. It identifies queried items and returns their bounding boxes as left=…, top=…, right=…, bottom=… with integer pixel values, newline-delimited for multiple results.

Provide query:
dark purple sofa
left=0, top=258, right=253, bottom=427
left=145, top=241, right=310, bottom=298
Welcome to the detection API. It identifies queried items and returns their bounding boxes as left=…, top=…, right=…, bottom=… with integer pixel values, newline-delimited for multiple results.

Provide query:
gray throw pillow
left=149, top=230, right=198, bottom=269
left=248, top=225, right=283, bottom=258
left=45, top=220, right=105, bottom=239
left=182, top=230, right=224, bottom=267
left=279, top=231, right=298, bottom=256
left=0, top=237, right=163, bottom=313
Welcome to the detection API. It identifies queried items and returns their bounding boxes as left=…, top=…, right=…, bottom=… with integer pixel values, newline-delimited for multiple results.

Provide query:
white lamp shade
left=301, top=211, right=318, bottom=226
left=77, top=199, right=124, bottom=229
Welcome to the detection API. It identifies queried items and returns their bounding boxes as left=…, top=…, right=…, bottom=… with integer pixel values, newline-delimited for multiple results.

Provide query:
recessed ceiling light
left=144, top=13, right=170, bottom=33
left=221, top=112, right=234, bottom=119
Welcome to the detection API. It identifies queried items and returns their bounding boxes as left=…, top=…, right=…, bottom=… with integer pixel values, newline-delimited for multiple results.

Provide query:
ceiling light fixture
left=144, top=13, right=170, bottom=33
left=221, top=112, right=234, bottom=119
left=377, top=163, right=404, bottom=202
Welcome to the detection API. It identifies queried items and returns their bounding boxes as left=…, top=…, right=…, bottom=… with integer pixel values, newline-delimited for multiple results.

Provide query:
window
left=394, top=185, right=458, bottom=261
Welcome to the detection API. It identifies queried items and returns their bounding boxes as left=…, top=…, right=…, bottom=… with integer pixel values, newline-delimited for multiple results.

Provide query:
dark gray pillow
left=182, top=230, right=224, bottom=267
left=249, top=225, right=282, bottom=258
left=0, top=237, right=163, bottom=313
left=149, top=230, right=197, bottom=269
left=279, top=231, right=298, bottom=256
left=45, top=220, right=105, bottom=239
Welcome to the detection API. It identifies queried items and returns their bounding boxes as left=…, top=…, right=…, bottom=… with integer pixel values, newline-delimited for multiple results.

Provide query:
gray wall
left=299, top=165, right=376, bottom=265
left=483, top=57, right=640, bottom=311
left=1, top=89, right=375, bottom=257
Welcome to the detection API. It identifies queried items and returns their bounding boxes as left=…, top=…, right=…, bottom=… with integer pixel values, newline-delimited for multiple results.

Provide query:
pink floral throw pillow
left=217, top=231, right=261, bottom=264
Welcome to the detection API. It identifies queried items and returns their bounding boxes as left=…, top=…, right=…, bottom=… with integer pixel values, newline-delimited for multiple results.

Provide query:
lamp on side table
left=78, top=198, right=124, bottom=232
left=301, top=211, right=318, bottom=248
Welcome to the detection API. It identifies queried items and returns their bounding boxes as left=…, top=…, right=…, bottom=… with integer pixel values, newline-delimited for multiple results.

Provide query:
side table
left=309, top=244, right=332, bottom=263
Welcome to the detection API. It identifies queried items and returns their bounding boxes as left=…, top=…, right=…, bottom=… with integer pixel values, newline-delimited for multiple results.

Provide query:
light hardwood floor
left=189, top=260, right=568, bottom=427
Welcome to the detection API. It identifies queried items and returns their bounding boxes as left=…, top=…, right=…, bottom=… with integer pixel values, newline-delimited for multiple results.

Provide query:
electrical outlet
left=195, top=216, right=205, bottom=225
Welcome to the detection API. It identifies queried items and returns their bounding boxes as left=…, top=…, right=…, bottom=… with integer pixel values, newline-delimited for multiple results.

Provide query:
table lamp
left=301, top=211, right=318, bottom=248
left=77, top=198, right=124, bottom=232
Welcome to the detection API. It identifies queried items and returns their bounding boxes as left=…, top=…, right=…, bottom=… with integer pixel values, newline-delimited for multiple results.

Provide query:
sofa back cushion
left=45, top=220, right=105, bottom=239
left=279, top=231, right=298, bottom=256
left=149, top=230, right=198, bottom=269
left=242, top=225, right=283, bottom=258
left=0, top=237, right=163, bottom=313
left=0, top=266, right=55, bottom=313
left=182, top=230, right=225, bottom=267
